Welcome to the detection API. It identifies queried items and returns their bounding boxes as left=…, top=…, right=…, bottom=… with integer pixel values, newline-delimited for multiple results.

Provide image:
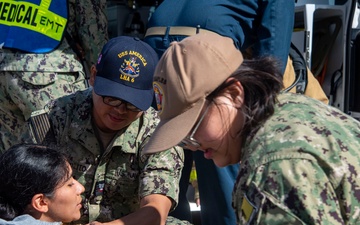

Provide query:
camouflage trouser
left=166, top=216, right=193, bottom=225
left=0, top=70, right=87, bottom=153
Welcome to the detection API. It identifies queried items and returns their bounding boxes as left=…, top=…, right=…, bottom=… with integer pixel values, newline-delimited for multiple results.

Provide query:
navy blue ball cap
left=94, top=36, right=159, bottom=111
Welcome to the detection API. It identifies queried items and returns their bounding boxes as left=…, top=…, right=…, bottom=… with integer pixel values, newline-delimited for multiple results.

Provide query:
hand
left=195, top=198, right=200, bottom=207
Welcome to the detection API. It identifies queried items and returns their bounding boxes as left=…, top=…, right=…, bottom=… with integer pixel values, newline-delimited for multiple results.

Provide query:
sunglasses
left=179, top=103, right=211, bottom=149
left=102, top=96, right=141, bottom=112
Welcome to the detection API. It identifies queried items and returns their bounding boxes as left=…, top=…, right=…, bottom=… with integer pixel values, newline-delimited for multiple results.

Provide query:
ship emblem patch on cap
left=120, top=56, right=140, bottom=78
left=153, top=82, right=164, bottom=113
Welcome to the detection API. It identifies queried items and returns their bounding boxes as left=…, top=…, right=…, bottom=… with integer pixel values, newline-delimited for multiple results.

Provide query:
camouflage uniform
left=0, top=0, right=108, bottom=153
left=234, top=92, right=360, bottom=225
left=43, top=89, right=189, bottom=225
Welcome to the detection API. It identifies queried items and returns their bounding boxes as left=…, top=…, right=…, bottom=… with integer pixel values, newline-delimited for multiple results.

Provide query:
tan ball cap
left=144, top=32, right=244, bottom=154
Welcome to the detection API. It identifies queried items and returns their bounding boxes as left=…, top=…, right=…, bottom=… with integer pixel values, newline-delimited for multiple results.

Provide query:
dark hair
left=208, top=56, right=284, bottom=140
left=0, top=144, right=71, bottom=220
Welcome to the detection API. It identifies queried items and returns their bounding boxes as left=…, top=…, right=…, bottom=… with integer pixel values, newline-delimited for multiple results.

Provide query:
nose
left=113, top=103, right=128, bottom=113
left=75, top=180, right=85, bottom=194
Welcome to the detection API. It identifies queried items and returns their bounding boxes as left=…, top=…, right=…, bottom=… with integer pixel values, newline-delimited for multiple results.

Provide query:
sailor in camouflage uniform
left=144, top=32, right=360, bottom=224
left=41, top=37, right=190, bottom=225
left=0, top=0, right=108, bottom=153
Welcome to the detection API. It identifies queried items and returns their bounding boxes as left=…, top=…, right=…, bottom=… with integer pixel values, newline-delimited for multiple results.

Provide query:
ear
left=225, top=78, right=244, bottom=108
left=89, top=65, right=97, bottom=87
left=31, top=193, right=49, bottom=213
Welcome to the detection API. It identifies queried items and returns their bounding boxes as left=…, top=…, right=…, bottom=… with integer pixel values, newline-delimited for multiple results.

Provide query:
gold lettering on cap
left=119, top=74, right=135, bottom=83
left=129, top=50, right=147, bottom=66
left=118, top=51, right=128, bottom=58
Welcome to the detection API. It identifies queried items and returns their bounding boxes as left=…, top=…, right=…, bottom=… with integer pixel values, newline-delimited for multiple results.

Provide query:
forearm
left=102, top=205, right=164, bottom=225
left=90, top=194, right=172, bottom=225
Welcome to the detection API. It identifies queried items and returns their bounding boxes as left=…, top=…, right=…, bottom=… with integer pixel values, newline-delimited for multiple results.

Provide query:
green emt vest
left=0, top=0, right=68, bottom=53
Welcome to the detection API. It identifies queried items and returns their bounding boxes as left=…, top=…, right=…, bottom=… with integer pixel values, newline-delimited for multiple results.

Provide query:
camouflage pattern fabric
left=0, top=71, right=86, bottom=152
left=43, top=89, right=185, bottom=224
left=68, top=0, right=108, bottom=68
left=64, top=216, right=193, bottom=225
left=0, top=0, right=108, bottom=153
left=234, top=92, right=360, bottom=224
left=166, top=216, right=193, bottom=225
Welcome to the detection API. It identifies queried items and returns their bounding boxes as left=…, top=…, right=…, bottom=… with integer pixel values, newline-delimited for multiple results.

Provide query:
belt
left=144, top=26, right=216, bottom=37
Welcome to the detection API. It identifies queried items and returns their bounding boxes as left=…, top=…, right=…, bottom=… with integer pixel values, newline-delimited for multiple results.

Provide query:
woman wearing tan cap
left=144, top=32, right=360, bottom=224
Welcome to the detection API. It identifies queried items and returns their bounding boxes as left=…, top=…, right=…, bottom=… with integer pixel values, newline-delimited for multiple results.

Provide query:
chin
left=63, top=216, right=80, bottom=223
left=213, top=159, right=230, bottom=168
left=213, top=155, right=239, bottom=167
left=104, top=123, right=126, bottom=132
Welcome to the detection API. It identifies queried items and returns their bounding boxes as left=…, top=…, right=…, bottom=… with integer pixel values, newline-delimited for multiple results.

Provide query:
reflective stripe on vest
left=0, top=0, right=68, bottom=53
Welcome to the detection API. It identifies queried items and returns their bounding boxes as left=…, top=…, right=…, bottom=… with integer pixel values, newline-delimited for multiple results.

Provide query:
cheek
left=204, top=124, right=223, bottom=140
left=49, top=190, right=81, bottom=222
left=58, top=192, right=81, bottom=222
left=92, top=98, right=106, bottom=118
left=197, top=117, right=224, bottom=144
left=93, top=104, right=104, bottom=117
left=92, top=106, right=107, bottom=127
left=129, top=111, right=143, bottom=121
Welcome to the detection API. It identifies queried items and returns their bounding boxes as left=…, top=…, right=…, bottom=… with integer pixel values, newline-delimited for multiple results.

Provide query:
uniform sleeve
left=251, top=0, right=294, bottom=74
left=41, top=99, right=68, bottom=146
left=76, top=0, right=109, bottom=68
left=136, top=109, right=184, bottom=209
left=139, top=145, right=184, bottom=210
left=237, top=158, right=345, bottom=225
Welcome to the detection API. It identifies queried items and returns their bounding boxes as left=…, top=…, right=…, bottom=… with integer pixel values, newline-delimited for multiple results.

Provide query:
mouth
left=203, top=149, right=213, bottom=159
left=77, top=198, right=84, bottom=207
left=108, top=114, right=125, bottom=122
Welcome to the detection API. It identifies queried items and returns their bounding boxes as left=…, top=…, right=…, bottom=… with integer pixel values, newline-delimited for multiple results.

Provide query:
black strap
left=283, top=42, right=308, bottom=94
